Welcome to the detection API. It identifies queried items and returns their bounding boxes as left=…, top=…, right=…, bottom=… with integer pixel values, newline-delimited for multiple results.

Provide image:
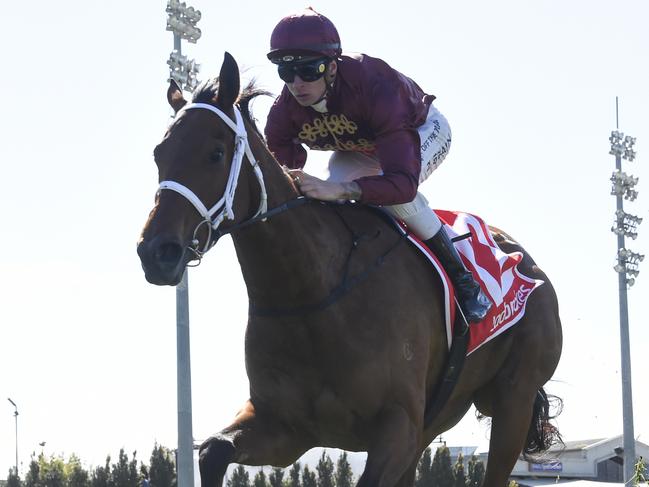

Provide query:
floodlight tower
left=609, top=98, right=643, bottom=484
left=166, top=3, right=202, bottom=487
left=166, top=0, right=202, bottom=92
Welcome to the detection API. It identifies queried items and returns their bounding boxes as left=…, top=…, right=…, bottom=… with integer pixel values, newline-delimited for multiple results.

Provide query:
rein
left=158, top=102, right=268, bottom=262
left=250, top=204, right=407, bottom=318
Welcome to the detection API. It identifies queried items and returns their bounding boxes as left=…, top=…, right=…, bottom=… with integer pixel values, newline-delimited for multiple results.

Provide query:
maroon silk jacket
left=265, top=53, right=435, bottom=205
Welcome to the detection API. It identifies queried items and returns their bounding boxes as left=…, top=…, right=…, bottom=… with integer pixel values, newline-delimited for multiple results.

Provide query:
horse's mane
left=192, top=77, right=272, bottom=139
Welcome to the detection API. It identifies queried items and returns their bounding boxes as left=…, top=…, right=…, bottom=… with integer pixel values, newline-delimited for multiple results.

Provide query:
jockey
left=264, top=7, right=491, bottom=323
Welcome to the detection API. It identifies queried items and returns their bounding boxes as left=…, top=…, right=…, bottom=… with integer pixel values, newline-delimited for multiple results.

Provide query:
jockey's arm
left=352, top=83, right=422, bottom=206
left=265, top=103, right=307, bottom=170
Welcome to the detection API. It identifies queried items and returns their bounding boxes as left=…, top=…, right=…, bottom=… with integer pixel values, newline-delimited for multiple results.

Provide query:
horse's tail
left=523, top=387, right=563, bottom=460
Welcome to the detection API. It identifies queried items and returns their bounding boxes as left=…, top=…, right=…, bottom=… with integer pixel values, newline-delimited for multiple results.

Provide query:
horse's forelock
left=192, top=78, right=220, bottom=104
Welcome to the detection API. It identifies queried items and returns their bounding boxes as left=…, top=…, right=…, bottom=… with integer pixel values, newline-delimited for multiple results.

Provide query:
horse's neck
left=232, top=132, right=345, bottom=309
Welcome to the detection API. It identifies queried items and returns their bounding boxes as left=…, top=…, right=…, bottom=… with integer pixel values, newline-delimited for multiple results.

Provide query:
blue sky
left=1, top=0, right=648, bottom=477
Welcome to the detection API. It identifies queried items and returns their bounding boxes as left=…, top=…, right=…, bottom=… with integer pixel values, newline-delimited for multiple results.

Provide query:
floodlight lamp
left=624, top=135, right=636, bottom=147
left=610, top=130, right=624, bottom=143
left=166, top=0, right=180, bottom=13
left=184, top=26, right=201, bottom=42
left=623, top=149, right=636, bottom=162
left=609, top=143, right=624, bottom=156
left=184, top=6, right=201, bottom=22
left=614, top=264, right=625, bottom=273
left=627, top=277, right=635, bottom=287
left=629, top=252, right=645, bottom=264
left=169, top=50, right=187, bottom=64
left=186, top=60, right=200, bottom=74
left=167, top=17, right=182, bottom=31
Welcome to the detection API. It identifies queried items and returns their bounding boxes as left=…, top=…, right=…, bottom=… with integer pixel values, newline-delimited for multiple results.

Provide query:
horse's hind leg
left=356, top=405, right=421, bottom=487
left=479, top=382, right=539, bottom=487
left=199, top=400, right=312, bottom=487
left=476, top=311, right=561, bottom=486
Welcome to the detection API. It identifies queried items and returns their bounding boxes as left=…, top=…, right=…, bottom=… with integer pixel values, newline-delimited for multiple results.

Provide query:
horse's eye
left=210, top=149, right=224, bottom=163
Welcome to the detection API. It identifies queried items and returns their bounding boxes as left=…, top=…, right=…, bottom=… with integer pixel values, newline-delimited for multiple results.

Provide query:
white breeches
left=327, top=104, right=452, bottom=240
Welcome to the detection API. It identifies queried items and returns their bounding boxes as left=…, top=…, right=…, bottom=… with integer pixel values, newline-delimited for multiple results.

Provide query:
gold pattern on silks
left=298, top=114, right=376, bottom=152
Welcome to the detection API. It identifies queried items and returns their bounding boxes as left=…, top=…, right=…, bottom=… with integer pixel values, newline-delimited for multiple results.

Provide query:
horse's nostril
left=155, top=242, right=183, bottom=267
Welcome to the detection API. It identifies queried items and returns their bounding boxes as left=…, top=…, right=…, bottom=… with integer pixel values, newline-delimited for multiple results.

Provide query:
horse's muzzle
left=137, top=234, right=187, bottom=286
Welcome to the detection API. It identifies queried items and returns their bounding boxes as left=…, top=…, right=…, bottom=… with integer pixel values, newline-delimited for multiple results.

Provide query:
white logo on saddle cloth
left=393, top=210, right=544, bottom=355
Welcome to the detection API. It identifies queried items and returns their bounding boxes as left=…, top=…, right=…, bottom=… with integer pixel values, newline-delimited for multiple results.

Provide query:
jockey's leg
left=198, top=400, right=312, bottom=487
left=386, top=197, right=492, bottom=323
left=327, top=150, right=382, bottom=183
left=356, top=404, right=421, bottom=487
left=407, top=104, right=491, bottom=323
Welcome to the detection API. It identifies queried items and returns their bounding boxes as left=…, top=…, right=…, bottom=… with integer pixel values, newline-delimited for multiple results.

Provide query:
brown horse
left=137, top=53, right=562, bottom=487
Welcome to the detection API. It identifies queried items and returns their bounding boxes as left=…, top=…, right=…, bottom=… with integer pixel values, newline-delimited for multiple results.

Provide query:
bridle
left=157, top=102, right=268, bottom=263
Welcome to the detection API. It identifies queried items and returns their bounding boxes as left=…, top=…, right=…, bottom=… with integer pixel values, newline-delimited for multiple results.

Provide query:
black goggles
left=277, top=58, right=328, bottom=83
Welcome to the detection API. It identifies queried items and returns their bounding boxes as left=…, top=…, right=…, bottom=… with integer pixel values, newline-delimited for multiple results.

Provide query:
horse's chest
left=249, top=367, right=368, bottom=444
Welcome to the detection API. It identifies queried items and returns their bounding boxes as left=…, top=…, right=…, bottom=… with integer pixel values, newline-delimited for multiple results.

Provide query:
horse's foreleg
left=356, top=405, right=421, bottom=487
left=393, top=454, right=421, bottom=487
left=198, top=400, right=313, bottom=487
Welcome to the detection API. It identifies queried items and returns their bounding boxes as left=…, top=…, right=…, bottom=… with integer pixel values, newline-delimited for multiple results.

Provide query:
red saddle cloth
left=397, top=210, right=544, bottom=355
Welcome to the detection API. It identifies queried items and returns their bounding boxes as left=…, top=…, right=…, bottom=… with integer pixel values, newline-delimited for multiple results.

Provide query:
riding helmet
left=267, top=7, right=342, bottom=63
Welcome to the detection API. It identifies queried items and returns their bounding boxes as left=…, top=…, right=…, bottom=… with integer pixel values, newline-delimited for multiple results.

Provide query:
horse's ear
left=167, top=80, right=187, bottom=113
left=216, top=52, right=240, bottom=109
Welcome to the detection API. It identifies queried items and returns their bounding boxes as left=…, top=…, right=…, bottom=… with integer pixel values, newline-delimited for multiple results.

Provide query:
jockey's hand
left=288, top=169, right=362, bottom=202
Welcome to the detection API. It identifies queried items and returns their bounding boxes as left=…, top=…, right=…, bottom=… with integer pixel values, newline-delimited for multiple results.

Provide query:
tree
left=466, top=456, right=484, bottom=487
left=40, top=455, right=66, bottom=487
left=7, top=469, right=22, bottom=487
left=334, top=452, right=353, bottom=487
left=268, top=468, right=283, bottom=487
left=315, top=452, right=334, bottom=487
left=431, top=447, right=454, bottom=487
left=252, top=469, right=268, bottom=487
left=22, top=454, right=91, bottom=487
left=110, top=450, right=139, bottom=487
left=66, top=455, right=90, bottom=487
left=471, top=461, right=484, bottom=487
left=91, top=457, right=111, bottom=487
left=285, top=463, right=300, bottom=487
left=416, top=448, right=433, bottom=487
left=301, top=466, right=316, bottom=487
left=24, top=457, right=41, bottom=487
left=452, top=453, right=466, bottom=487
left=139, top=465, right=149, bottom=487
left=149, top=445, right=176, bottom=487
left=226, top=465, right=250, bottom=487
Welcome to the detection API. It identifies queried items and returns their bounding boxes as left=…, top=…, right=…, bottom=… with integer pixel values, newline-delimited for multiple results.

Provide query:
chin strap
left=309, top=70, right=336, bottom=113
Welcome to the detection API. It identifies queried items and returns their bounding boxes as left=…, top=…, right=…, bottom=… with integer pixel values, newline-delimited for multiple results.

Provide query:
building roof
left=448, top=446, right=479, bottom=457
left=549, top=439, right=607, bottom=452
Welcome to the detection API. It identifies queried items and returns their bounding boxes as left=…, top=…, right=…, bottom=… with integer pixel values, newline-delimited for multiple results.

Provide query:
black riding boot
left=424, top=227, right=492, bottom=323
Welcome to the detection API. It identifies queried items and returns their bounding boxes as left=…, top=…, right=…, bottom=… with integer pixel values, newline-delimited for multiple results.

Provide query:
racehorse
left=137, top=52, right=562, bottom=487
